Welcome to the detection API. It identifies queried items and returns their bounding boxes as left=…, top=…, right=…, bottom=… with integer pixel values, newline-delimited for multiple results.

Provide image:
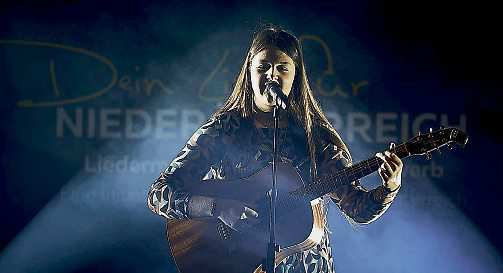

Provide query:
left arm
left=319, top=143, right=402, bottom=224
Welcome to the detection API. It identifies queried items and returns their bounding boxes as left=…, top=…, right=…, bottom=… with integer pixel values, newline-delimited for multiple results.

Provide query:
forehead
left=251, top=48, right=294, bottom=64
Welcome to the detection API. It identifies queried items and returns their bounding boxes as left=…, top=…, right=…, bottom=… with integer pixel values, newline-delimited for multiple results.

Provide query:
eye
left=278, top=65, right=289, bottom=72
left=257, top=64, right=269, bottom=71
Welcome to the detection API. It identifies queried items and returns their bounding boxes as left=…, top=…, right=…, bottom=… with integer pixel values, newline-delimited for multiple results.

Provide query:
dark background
left=1, top=1, right=502, bottom=272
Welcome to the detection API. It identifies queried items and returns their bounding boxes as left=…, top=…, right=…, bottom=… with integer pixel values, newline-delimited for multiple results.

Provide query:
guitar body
left=167, top=162, right=326, bottom=273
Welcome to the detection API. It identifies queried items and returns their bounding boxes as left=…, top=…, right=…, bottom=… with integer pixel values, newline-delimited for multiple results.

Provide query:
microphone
left=265, top=80, right=288, bottom=110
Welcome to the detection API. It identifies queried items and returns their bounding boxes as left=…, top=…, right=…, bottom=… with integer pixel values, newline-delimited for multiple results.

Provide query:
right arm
left=147, top=114, right=227, bottom=220
left=147, top=112, right=258, bottom=229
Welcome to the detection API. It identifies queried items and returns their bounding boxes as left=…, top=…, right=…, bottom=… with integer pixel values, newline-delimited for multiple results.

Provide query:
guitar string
left=282, top=137, right=454, bottom=213
left=317, top=144, right=407, bottom=183
left=309, top=137, right=453, bottom=195
left=302, top=144, right=408, bottom=195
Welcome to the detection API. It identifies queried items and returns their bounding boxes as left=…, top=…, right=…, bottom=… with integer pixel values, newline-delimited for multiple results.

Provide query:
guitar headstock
left=405, top=127, right=468, bottom=158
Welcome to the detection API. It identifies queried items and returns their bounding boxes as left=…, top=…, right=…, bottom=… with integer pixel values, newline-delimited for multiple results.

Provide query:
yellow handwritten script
left=1, top=40, right=118, bottom=108
left=197, top=35, right=369, bottom=102
left=299, top=35, right=368, bottom=97
left=198, top=49, right=231, bottom=102
left=1, top=40, right=173, bottom=108
left=1, top=35, right=368, bottom=108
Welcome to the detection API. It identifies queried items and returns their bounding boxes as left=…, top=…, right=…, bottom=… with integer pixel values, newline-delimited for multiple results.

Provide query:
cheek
left=250, top=71, right=260, bottom=94
left=250, top=70, right=266, bottom=94
left=283, top=72, right=296, bottom=96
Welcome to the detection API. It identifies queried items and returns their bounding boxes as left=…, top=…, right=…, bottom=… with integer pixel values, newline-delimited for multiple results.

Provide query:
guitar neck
left=295, top=143, right=411, bottom=198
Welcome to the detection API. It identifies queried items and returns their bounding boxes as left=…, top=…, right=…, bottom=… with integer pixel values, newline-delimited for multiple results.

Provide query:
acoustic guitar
left=166, top=127, right=468, bottom=273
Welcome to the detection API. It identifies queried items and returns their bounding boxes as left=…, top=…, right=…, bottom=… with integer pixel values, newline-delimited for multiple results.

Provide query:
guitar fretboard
left=293, top=143, right=410, bottom=198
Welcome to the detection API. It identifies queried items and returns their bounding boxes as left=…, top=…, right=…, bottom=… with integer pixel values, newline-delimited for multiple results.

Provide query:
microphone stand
left=265, top=105, right=280, bottom=273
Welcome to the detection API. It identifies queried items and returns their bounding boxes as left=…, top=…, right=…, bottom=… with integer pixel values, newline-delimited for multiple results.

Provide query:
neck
left=252, top=107, right=288, bottom=128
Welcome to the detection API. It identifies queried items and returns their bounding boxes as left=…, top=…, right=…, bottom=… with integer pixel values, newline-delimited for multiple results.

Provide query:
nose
left=266, top=65, right=279, bottom=82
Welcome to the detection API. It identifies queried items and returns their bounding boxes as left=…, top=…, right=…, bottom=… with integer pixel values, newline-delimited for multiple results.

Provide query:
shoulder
left=214, top=109, right=241, bottom=124
left=206, top=109, right=246, bottom=136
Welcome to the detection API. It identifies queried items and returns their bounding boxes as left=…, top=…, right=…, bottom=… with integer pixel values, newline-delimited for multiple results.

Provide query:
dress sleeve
left=147, top=112, right=234, bottom=220
left=318, top=143, right=400, bottom=224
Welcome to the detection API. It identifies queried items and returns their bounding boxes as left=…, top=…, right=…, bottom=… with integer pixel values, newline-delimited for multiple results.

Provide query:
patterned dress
left=147, top=110, right=399, bottom=273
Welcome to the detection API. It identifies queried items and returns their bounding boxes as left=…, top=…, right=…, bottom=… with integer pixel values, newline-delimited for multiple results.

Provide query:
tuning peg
left=426, top=152, right=432, bottom=160
left=429, top=128, right=433, bottom=133
left=417, top=131, right=421, bottom=136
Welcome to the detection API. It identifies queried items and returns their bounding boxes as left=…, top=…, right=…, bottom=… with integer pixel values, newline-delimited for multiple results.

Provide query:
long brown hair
left=214, top=26, right=351, bottom=178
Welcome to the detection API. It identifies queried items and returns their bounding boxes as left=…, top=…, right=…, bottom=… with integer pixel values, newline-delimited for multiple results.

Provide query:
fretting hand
left=375, top=142, right=403, bottom=192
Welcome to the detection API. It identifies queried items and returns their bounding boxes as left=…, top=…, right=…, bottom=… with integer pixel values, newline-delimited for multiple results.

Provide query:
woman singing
left=147, top=26, right=403, bottom=273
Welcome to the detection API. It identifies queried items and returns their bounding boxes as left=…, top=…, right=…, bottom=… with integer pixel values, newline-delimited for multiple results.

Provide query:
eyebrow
left=258, top=60, right=292, bottom=65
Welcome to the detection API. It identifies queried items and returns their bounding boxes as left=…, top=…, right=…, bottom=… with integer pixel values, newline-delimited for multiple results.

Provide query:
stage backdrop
left=1, top=1, right=501, bottom=273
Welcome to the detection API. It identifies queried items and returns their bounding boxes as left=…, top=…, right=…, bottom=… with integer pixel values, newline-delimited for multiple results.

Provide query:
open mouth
left=266, top=93, right=275, bottom=104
